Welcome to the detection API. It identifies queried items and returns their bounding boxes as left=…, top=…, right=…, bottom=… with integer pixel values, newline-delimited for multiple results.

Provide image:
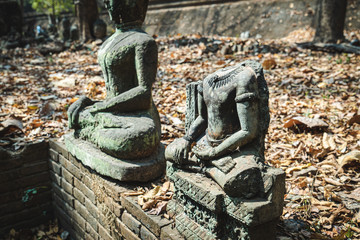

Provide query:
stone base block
left=166, top=162, right=285, bottom=240
left=64, top=133, right=165, bottom=182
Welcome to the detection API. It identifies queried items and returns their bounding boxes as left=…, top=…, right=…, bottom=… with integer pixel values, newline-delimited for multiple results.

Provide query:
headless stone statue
left=66, top=0, right=164, bottom=182
left=166, top=60, right=270, bottom=198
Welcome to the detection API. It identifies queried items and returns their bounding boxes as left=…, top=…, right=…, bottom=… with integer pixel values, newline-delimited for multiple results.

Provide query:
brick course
left=1, top=139, right=181, bottom=239
left=0, top=141, right=51, bottom=236
left=49, top=140, right=180, bottom=240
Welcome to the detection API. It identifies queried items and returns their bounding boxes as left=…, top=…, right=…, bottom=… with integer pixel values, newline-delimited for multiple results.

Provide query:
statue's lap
left=76, top=109, right=160, bottom=159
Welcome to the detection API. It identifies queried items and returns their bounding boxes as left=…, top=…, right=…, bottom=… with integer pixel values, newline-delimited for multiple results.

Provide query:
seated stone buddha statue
left=67, top=0, right=161, bottom=160
left=165, top=60, right=270, bottom=198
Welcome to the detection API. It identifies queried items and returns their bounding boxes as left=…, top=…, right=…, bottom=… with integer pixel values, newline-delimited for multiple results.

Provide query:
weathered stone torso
left=202, top=65, right=258, bottom=144
left=98, top=29, right=157, bottom=99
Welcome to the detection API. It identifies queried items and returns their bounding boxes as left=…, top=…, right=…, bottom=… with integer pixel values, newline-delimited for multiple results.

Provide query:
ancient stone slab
left=65, top=134, right=166, bottom=182
left=48, top=161, right=61, bottom=176
left=62, top=168, right=74, bottom=186
left=117, top=220, right=141, bottom=240
left=86, top=222, right=99, bottom=240
left=49, top=149, right=59, bottom=162
left=50, top=140, right=68, bottom=159
left=121, top=196, right=173, bottom=236
left=74, top=177, right=96, bottom=204
left=140, top=225, right=157, bottom=240
left=59, top=154, right=83, bottom=180
left=98, top=223, right=113, bottom=240
left=160, top=225, right=185, bottom=240
left=122, top=212, right=141, bottom=235
left=167, top=162, right=285, bottom=239
left=167, top=163, right=223, bottom=212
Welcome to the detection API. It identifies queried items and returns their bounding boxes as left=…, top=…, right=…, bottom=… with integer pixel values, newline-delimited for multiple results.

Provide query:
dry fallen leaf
left=322, top=133, right=336, bottom=151
left=122, top=190, right=145, bottom=197
left=337, top=151, right=360, bottom=170
left=142, top=199, right=157, bottom=211
left=285, top=163, right=312, bottom=174
left=143, top=186, right=161, bottom=201
left=348, top=112, right=360, bottom=125
left=0, top=118, right=23, bottom=137
left=39, top=102, right=55, bottom=118
left=355, top=211, right=360, bottom=223
left=148, top=201, right=168, bottom=215
left=284, top=116, right=328, bottom=130
left=262, top=58, right=277, bottom=70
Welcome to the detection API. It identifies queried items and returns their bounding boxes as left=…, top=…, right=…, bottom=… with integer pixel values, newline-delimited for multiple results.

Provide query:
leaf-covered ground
left=1, top=28, right=360, bottom=239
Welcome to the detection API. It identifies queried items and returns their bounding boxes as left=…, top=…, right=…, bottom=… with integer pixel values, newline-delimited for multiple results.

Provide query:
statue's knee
left=165, top=142, right=178, bottom=163
left=223, top=166, right=263, bottom=198
left=95, top=127, right=159, bottom=159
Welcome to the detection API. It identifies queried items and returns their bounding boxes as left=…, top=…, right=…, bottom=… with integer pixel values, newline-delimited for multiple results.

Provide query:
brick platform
left=0, top=142, right=53, bottom=236
left=0, top=140, right=182, bottom=239
left=49, top=140, right=181, bottom=240
left=166, top=162, right=285, bottom=240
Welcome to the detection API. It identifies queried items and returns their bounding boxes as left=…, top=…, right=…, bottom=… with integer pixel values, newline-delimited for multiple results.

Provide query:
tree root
left=297, top=42, right=360, bottom=54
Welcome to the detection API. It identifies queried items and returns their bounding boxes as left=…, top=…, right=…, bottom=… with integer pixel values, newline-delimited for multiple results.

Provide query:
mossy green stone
left=65, top=133, right=165, bottom=182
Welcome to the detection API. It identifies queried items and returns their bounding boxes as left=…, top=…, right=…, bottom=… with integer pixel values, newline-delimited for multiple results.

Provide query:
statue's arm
left=184, top=90, right=207, bottom=142
left=166, top=85, right=207, bottom=163
left=91, top=39, right=157, bottom=113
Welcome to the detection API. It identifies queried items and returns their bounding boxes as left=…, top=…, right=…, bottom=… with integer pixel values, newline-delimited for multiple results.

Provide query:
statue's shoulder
left=132, top=31, right=156, bottom=48
left=234, top=61, right=263, bottom=103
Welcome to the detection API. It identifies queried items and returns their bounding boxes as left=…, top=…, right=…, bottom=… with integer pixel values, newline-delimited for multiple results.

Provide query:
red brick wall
left=49, top=140, right=182, bottom=240
left=0, top=142, right=53, bottom=236
left=0, top=139, right=182, bottom=239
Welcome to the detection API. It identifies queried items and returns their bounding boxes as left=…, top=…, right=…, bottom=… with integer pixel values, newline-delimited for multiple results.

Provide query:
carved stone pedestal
left=64, top=133, right=165, bottom=182
left=166, top=162, right=285, bottom=240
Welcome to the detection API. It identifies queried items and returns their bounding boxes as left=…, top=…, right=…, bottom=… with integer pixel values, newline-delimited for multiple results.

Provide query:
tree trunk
left=19, top=0, right=23, bottom=40
left=75, top=0, right=99, bottom=42
left=313, top=0, right=347, bottom=43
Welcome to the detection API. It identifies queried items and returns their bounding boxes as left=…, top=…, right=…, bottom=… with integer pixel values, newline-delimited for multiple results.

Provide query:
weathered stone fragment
left=65, top=134, right=165, bottom=182
left=167, top=162, right=285, bottom=240
left=165, top=60, right=285, bottom=239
